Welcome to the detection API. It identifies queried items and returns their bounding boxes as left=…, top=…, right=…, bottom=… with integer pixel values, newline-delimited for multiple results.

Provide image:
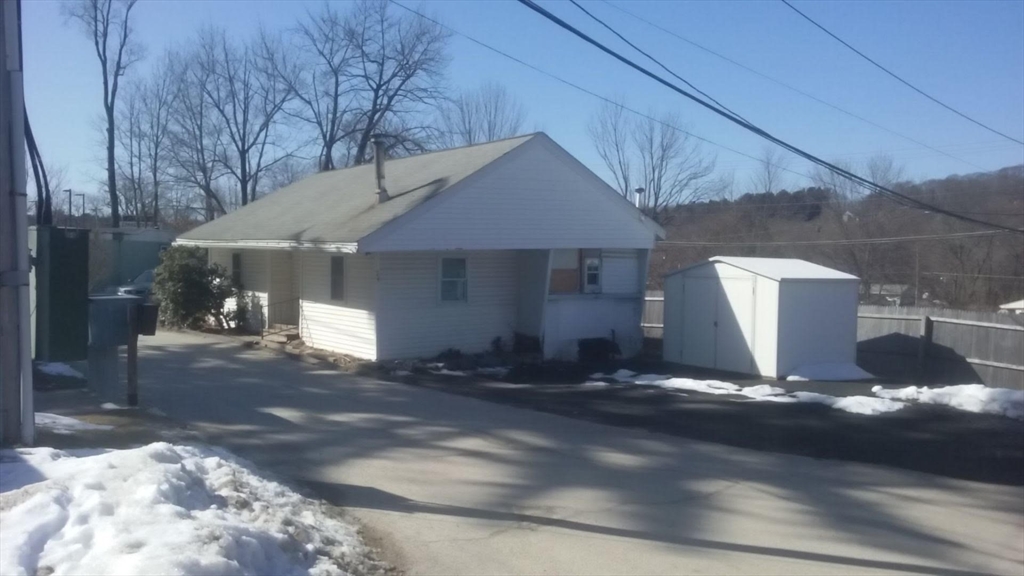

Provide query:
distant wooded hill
left=652, top=165, right=1024, bottom=309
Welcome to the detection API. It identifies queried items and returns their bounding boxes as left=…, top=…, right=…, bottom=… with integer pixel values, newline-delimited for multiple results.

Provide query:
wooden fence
left=642, top=293, right=1024, bottom=389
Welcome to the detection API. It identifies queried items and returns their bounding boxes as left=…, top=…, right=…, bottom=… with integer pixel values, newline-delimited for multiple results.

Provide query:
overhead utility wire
left=569, top=0, right=750, bottom=124
left=658, top=230, right=1009, bottom=247
left=600, top=0, right=987, bottom=171
left=781, top=0, right=1024, bottom=146
left=515, top=0, right=1024, bottom=234
left=387, top=0, right=809, bottom=183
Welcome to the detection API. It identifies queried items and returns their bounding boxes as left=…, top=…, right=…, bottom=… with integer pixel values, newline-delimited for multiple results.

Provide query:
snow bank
left=605, top=374, right=905, bottom=415
left=0, top=443, right=381, bottom=576
left=589, top=369, right=638, bottom=382
left=873, top=384, right=1024, bottom=420
left=429, top=369, right=467, bottom=377
left=34, top=413, right=112, bottom=435
left=784, top=392, right=905, bottom=415
left=786, top=363, right=873, bottom=382
left=35, top=362, right=84, bottom=379
left=630, top=375, right=787, bottom=399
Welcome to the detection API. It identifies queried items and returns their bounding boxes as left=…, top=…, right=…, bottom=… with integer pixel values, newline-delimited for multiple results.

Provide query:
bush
left=152, top=246, right=234, bottom=329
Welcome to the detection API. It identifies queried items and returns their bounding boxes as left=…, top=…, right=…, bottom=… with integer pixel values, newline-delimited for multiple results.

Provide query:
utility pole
left=0, top=0, right=34, bottom=445
left=64, top=188, right=72, bottom=227
left=914, top=244, right=920, bottom=305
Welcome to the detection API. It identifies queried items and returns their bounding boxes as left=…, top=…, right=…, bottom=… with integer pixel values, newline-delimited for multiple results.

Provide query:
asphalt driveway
left=137, top=330, right=1024, bottom=575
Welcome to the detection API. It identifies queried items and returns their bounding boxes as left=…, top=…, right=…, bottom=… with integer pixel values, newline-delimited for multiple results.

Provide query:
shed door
left=715, top=278, right=755, bottom=374
left=680, top=278, right=717, bottom=368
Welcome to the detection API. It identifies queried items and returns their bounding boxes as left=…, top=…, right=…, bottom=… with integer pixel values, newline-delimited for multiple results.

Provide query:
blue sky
left=24, top=0, right=1024, bottom=197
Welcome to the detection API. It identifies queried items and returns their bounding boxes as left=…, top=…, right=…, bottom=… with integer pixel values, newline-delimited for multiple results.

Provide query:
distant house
left=999, top=299, right=1024, bottom=314
left=176, top=133, right=664, bottom=360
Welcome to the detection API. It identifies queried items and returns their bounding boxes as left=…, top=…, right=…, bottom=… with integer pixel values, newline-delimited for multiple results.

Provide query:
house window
left=549, top=249, right=580, bottom=294
left=330, top=256, right=344, bottom=300
left=583, top=257, right=601, bottom=293
left=440, top=257, right=468, bottom=302
left=231, top=252, right=242, bottom=287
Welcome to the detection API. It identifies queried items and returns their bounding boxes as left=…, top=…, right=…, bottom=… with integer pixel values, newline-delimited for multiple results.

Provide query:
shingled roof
left=178, top=133, right=538, bottom=245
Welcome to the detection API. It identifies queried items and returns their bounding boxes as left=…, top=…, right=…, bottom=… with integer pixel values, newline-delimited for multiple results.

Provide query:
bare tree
left=436, top=82, right=526, bottom=147
left=812, top=155, right=907, bottom=294
left=139, top=58, right=176, bottom=225
left=195, top=28, right=293, bottom=206
left=285, top=4, right=358, bottom=171
left=589, top=102, right=717, bottom=224
left=64, top=0, right=144, bottom=228
left=749, top=145, right=788, bottom=195
left=346, top=0, right=449, bottom=164
left=166, top=49, right=229, bottom=220
left=115, top=85, right=147, bottom=224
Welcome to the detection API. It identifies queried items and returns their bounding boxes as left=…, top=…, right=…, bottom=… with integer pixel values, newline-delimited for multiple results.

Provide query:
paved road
left=139, top=331, right=1024, bottom=575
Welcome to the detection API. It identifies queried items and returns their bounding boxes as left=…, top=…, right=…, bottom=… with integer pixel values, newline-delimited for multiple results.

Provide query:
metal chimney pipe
left=372, top=134, right=389, bottom=203
left=633, top=187, right=645, bottom=208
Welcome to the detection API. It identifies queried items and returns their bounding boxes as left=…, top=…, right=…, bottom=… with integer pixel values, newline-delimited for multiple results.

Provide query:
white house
left=662, top=256, right=862, bottom=379
left=999, top=299, right=1024, bottom=314
left=176, top=133, right=664, bottom=361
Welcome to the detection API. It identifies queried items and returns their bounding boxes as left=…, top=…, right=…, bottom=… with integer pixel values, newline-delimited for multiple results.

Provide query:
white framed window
left=440, top=257, right=468, bottom=302
left=583, top=256, right=601, bottom=293
left=330, top=256, right=344, bottom=301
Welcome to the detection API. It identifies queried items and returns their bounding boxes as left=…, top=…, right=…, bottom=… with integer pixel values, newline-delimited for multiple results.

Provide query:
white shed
left=662, top=257, right=861, bottom=379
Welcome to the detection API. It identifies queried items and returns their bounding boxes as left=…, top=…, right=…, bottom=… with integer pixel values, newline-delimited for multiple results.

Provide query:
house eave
left=173, top=238, right=359, bottom=253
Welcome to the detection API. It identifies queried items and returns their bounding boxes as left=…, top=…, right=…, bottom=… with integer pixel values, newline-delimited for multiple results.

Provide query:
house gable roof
left=177, top=134, right=538, bottom=245
left=667, top=256, right=859, bottom=281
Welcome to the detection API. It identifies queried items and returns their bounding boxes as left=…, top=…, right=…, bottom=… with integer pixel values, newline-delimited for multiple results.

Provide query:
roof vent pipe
left=372, top=134, right=389, bottom=203
left=633, top=187, right=644, bottom=208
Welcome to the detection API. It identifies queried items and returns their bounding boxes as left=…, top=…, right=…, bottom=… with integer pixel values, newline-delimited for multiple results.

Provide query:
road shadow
left=128, top=331, right=1023, bottom=575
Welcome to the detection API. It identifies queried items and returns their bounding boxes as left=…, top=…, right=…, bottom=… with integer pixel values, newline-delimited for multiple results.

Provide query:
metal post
left=126, top=303, right=138, bottom=407
left=0, top=0, right=32, bottom=445
left=917, top=315, right=933, bottom=383
left=914, top=245, right=920, bottom=305
left=65, top=188, right=71, bottom=227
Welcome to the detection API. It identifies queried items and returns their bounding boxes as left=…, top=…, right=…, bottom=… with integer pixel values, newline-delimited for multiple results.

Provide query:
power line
left=657, top=230, right=1009, bottom=247
left=598, top=0, right=989, bottom=172
left=569, top=0, right=750, bottom=124
left=387, top=0, right=811, bottom=183
left=515, top=0, right=1024, bottom=234
left=781, top=0, right=1024, bottom=146
left=391, top=1, right=1019, bottom=225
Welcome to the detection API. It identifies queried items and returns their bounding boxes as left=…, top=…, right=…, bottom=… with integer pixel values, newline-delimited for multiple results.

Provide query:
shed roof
left=178, top=133, right=538, bottom=245
left=1000, top=299, right=1024, bottom=310
left=668, top=256, right=859, bottom=281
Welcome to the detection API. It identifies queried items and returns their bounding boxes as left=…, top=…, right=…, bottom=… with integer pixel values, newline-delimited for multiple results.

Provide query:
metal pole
left=0, top=0, right=32, bottom=445
left=65, top=188, right=71, bottom=227
left=914, top=245, right=920, bottom=305
left=126, top=303, right=138, bottom=407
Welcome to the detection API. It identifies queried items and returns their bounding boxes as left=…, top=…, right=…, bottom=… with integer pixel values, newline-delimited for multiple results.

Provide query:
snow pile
left=589, top=369, right=640, bottom=382
left=34, top=413, right=113, bottom=435
left=429, top=368, right=467, bottom=377
left=35, top=362, right=84, bottom=379
left=600, top=373, right=904, bottom=415
left=786, top=363, right=873, bottom=382
left=767, top=392, right=906, bottom=415
left=873, top=384, right=1024, bottom=420
left=0, top=443, right=381, bottom=576
left=630, top=375, right=788, bottom=399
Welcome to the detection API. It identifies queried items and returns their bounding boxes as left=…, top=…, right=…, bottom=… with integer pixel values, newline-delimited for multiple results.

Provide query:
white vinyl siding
left=362, top=137, right=656, bottom=252
left=299, top=251, right=377, bottom=360
left=376, top=251, right=517, bottom=359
